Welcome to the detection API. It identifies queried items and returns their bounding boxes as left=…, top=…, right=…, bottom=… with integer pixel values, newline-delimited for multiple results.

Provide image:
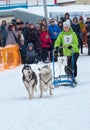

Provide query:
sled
left=52, top=47, right=77, bottom=88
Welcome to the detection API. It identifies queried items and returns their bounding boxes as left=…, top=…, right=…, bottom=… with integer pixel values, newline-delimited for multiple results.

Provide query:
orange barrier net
left=0, top=45, right=22, bottom=72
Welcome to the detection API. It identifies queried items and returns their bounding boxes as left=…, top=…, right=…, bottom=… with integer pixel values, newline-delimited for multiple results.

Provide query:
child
left=26, top=43, right=38, bottom=64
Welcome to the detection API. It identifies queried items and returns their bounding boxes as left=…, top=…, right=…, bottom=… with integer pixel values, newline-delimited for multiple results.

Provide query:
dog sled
left=52, top=46, right=77, bottom=88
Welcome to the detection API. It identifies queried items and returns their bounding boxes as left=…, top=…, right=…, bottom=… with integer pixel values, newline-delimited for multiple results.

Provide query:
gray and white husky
left=22, top=64, right=37, bottom=99
left=38, top=65, right=52, bottom=98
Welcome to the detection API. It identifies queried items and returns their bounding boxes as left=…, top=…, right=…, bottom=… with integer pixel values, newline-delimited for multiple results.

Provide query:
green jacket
left=54, top=28, right=79, bottom=56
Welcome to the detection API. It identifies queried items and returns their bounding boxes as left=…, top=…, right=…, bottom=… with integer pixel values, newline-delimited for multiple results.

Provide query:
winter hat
left=63, top=19, right=71, bottom=28
left=25, top=22, right=29, bottom=25
left=79, top=16, right=83, bottom=20
left=29, top=22, right=34, bottom=25
left=28, top=43, right=34, bottom=47
left=50, top=18, right=55, bottom=23
left=35, top=23, right=40, bottom=28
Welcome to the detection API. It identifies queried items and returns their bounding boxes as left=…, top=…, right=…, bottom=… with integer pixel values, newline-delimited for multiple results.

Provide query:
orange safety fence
left=0, top=45, right=22, bottom=72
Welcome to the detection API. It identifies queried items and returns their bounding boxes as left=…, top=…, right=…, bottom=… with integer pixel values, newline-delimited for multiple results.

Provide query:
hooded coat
left=26, top=43, right=36, bottom=58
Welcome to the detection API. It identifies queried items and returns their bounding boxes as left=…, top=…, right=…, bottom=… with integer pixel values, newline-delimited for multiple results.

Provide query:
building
left=27, top=0, right=90, bottom=6
left=76, top=0, right=90, bottom=5
left=55, top=0, right=90, bottom=5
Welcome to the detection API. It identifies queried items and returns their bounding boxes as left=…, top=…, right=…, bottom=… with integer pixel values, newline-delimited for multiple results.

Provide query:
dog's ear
left=24, top=63, right=28, bottom=67
left=24, top=64, right=31, bottom=69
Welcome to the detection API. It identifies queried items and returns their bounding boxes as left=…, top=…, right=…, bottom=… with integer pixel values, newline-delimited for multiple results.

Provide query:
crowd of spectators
left=0, top=12, right=90, bottom=64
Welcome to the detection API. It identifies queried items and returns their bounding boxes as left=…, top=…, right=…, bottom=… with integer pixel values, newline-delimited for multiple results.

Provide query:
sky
left=0, top=4, right=90, bottom=130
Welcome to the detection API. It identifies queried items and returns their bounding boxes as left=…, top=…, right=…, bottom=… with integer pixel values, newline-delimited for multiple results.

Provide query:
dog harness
left=39, top=74, right=52, bottom=85
left=24, top=75, right=33, bottom=84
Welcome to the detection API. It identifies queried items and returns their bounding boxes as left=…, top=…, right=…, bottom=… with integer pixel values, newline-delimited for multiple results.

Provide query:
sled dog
left=38, top=65, right=52, bottom=98
left=22, top=64, right=37, bottom=99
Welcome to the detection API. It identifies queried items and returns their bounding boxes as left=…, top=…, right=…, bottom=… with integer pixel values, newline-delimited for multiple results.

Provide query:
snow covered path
left=0, top=48, right=90, bottom=130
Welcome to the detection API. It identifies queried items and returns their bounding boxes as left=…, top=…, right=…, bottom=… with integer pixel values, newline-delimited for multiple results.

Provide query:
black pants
left=67, top=53, right=79, bottom=78
left=87, top=36, right=90, bottom=55
left=42, top=48, right=49, bottom=62
left=50, top=39, right=57, bottom=61
left=79, top=36, right=83, bottom=53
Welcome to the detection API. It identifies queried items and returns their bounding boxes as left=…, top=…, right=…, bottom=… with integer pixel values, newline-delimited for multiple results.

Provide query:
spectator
left=64, top=12, right=72, bottom=24
left=71, top=17, right=81, bottom=52
left=5, top=22, right=18, bottom=46
left=85, top=17, right=90, bottom=25
left=79, top=16, right=85, bottom=53
left=0, top=20, right=7, bottom=47
left=27, top=23, right=40, bottom=51
left=81, top=24, right=90, bottom=55
left=41, top=19, right=47, bottom=27
left=26, top=43, right=38, bottom=64
left=40, top=25, right=52, bottom=63
left=17, top=29, right=26, bottom=64
left=48, top=19, right=61, bottom=60
left=35, top=23, right=42, bottom=61
left=48, top=19, right=61, bottom=45
left=23, top=22, right=29, bottom=46
left=58, top=20, right=63, bottom=31
left=79, top=16, right=85, bottom=30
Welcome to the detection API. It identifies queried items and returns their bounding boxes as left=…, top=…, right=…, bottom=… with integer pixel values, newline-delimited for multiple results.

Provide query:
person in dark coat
left=58, top=20, right=63, bottom=31
left=17, top=29, right=26, bottom=64
left=71, top=17, right=81, bottom=51
left=64, top=12, right=72, bottom=24
left=26, top=23, right=40, bottom=51
left=0, top=20, right=7, bottom=47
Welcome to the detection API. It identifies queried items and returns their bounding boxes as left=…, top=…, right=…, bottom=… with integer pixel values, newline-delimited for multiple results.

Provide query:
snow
left=0, top=46, right=90, bottom=130
left=0, top=4, right=90, bottom=130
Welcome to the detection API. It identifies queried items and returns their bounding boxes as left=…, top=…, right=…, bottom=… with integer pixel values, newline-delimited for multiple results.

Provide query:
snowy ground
left=0, top=47, right=90, bottom=130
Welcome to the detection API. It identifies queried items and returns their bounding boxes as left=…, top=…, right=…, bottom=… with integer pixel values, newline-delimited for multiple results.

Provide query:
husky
left=22, top=64, right=37, bottom=99
left=38, top=65, right=52, bottom=98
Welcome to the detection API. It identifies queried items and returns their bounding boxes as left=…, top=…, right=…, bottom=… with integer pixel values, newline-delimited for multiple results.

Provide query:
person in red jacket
left=40, top=25, right=52, bottom=63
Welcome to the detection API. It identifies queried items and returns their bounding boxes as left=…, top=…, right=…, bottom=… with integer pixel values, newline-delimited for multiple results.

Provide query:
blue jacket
left=48, top=24, right=61, bottom=40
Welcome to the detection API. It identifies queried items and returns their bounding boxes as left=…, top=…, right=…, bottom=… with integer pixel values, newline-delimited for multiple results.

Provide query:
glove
left=68, top=45, right=73, bottom=49
left=54, top=47, right=58, bottom=53
left=54, top=47, right=59, bottom=51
